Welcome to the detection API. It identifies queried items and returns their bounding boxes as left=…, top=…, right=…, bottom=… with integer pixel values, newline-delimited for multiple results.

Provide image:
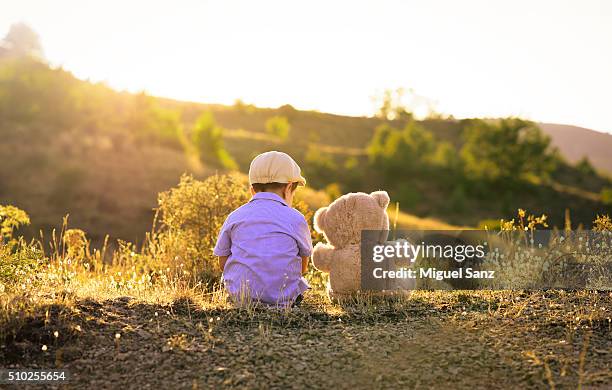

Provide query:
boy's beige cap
left=249, top=151, right=306, bottom=186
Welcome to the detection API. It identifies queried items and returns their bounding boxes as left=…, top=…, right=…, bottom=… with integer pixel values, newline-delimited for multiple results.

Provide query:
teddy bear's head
left=314, top=191, right=390, bottom=248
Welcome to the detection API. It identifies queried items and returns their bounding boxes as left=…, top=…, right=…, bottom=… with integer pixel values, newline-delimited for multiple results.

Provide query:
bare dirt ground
left=2, top=291, right=611, bottom=389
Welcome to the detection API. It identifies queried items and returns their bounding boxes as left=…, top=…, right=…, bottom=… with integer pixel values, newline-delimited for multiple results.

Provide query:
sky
left=2, top=0, right=612, bottom=133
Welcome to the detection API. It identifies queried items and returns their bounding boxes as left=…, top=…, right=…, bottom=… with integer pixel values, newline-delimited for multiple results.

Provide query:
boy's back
left=214, top=191, right=312, bottom=306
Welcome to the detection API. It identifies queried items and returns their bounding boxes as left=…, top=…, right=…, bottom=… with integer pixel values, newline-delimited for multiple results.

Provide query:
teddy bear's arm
left=312, top=242, right=334, bottom=273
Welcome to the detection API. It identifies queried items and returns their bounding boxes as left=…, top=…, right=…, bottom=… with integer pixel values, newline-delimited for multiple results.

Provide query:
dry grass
left=389, top=208, right=464, bottom=230
left=1, top=178, right=611, bottom=388
left=2, top=270, right=611, bottom=388
left=2, top=283, right=610, bottom=388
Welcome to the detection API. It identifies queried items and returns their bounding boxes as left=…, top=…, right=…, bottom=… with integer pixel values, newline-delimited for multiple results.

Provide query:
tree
left=124, top=93, right=183, bottom=148
left=432, top=141, right=460, bottom=170
left=191, top=112, right=237, bottom=170
left=460, top=118, right=557, bottom=183
left=576, top=157, right=596, bottom=176
left=304, top=145, right=337, bottom=188
left=374, top=88, right=412, bottom=121
left=265, top=115, right=290, bottom=141
left=1, top=23, right=43, bottom=58
left=367, top=120, right=436, bottom=174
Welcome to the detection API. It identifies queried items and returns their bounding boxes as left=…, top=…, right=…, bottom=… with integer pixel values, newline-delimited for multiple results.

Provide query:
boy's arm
left=213, top=217, right=232, bottom=272
left=294, top=216, right=313, bottom=272
left=219, top=256, right=229, bottom=272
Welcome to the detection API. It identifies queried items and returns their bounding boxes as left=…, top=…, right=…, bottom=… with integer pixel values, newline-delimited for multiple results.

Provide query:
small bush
left=0, top=241, right=45, bottom=291
left=593, top=214, right=612, bottom=231
left=0, top=205, right=44, bottom=291
left=501, top=208, right=548, bottom=231
left=149, top=173, right=250, bottom=285
left=63, top=229, right=88, bottom=261
left=0, top=205, right=30, bottom=240
left=324, top=183, right=342, bottom=201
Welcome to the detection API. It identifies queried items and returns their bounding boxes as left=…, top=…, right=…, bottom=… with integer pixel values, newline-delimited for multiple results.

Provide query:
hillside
left=1, top=57, right=611, bottom=247
left=169, top=98, right=612, bottom=176
left=208, top=111, right=611, bottom=227
left=539, top=123, right=612, bottom=174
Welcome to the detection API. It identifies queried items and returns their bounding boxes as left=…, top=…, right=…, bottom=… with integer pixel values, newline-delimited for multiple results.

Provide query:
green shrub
left=0, top=205, right=30, bottom=240
left=601, top=188, right=612, bottom=205
left=432, top=141, right=460, bottom=170
left=125, top=93, right=183, bottom=148
left=265, top=115, right=290, bottom=141
left=395, top=184, right=421, bottom=210
left=0, top=205, right=44, bottom=291
left=191, top=112, right=237, bottom=169
left=477, top=219, right=502, bottom=230
left=367, top=121, right=436, bottom=177
left=576, top=157, right=596, bottom=176
left=448, top=185, right=467, bottom=213
left=460, top=118, right=557, bottom=182
left=0, top=241, right=45, bottom=291
left=304, top=146, right=338, bottom=188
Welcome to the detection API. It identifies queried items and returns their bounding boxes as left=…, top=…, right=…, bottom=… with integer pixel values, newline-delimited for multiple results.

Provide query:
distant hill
left=1, top=57, right=611, bottom=246
left=539, top=123, right=612, bottom=175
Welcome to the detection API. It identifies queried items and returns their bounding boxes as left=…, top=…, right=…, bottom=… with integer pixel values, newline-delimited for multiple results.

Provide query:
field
left=2, top=48, right=612, bottom=389
left=3, top=286, right=611, bottom=388
left=2, top=174, right=611, bottom=389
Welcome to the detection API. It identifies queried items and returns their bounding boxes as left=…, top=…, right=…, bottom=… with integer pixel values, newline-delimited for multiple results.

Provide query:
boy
left=213, top=151, right=312, bottom=307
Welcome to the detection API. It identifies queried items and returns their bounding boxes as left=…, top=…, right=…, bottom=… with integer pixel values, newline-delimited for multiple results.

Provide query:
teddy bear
left=312, top=190, right=414, bottom=300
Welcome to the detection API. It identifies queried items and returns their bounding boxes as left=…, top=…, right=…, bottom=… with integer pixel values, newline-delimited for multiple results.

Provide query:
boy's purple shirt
left=213, top=192, right=312, bottom=306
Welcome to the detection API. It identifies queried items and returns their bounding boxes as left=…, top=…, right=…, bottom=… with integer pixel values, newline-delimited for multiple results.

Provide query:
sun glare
left=1, top=0, right=612, bottom=131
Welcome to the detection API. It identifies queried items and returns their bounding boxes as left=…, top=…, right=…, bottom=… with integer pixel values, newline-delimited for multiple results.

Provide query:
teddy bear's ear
left=370, top=191, right=390, bottom=209
left=313, top=207, right=328, bottom=233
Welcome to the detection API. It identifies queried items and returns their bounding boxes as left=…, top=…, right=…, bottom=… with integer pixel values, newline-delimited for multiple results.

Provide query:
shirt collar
left=250, top=192, right=288, bottom=207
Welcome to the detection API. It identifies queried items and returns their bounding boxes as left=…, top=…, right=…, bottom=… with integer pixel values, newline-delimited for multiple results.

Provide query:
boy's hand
left=301, top=256, right=309, bottom=275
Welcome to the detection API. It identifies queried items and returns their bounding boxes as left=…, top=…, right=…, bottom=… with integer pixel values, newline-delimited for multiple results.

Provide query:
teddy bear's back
left=318, top=192, right=389, bottom=249
left=322, top=244, right=360, bottom=294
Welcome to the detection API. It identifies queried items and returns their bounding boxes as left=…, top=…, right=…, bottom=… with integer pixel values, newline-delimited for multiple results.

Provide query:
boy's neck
left=260, top=190, right=286, bottom=200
